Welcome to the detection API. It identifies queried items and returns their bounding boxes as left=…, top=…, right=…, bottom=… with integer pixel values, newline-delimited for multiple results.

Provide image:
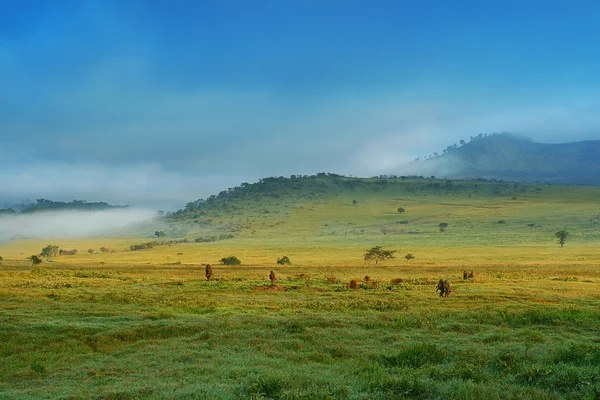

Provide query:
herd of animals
left=204, top=264, right=475, bottom=297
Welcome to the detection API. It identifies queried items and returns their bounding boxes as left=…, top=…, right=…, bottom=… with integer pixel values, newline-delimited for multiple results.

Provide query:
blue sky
left=1, top=0, right=599, bottom=208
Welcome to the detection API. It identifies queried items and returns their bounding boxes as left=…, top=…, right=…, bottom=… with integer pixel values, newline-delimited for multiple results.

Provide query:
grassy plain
left=1, top=177, right=599, bottom=399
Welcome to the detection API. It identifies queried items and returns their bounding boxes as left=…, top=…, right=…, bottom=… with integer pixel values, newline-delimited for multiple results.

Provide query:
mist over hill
left=0, top=199, right=155, bottom=242
left=412, top=133, right=600, bottom=185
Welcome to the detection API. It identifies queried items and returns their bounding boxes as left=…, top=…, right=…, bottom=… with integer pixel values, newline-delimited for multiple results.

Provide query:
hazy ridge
left=418, top=133, right=600, bottom=185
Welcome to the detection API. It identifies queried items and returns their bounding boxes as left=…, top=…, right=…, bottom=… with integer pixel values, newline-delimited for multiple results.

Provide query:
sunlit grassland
left=1, top=179, right=599, bottom=399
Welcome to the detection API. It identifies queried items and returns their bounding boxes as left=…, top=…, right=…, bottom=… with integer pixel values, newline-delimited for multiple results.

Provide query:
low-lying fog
left=0, top=209, right=156, bottom=242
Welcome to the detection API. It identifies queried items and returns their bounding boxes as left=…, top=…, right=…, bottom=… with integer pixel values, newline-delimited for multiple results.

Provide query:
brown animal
left=205, top=264, right=213, bottom=281
left=269, top=270, right=276, bottom=285
left=443, top=280, right=451, bottom=297
left=436, top=279, right=445, bottom=297
left=468, top=271, right=474, bottom=279
left=349, top=279, right=358, bottom=291
left=391, top=278, right=404, bottom=285
left=463, top=271, right=468, bottom=280
left=364, top=275, right=370, bottom=283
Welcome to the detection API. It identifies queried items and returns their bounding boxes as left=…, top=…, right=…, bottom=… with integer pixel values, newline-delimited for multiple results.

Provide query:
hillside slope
left=419, top=133, right=600, bottom=185
left=156, top=174, right=600, bottom=251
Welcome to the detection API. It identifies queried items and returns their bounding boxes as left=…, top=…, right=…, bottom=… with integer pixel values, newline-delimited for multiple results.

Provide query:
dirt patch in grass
left=253, top=285, right=288, bottom=291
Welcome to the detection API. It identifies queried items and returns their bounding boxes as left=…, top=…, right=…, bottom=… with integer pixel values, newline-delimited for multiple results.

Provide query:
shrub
left=277, top=256, right=291, bottom=265
left=397, top=207, right=405, bottom=213
left=59, top=249, right=78, bottom=256
left=220, top=256, right=241, bottom=265
left=87, top=248, right=95, bottom=254
left=40, top=245, right=59, bottom=257
left=30, top=255, right=42, bottom=266
left=405, top=253, right=415, bottom=261
left=129, top=242, right=157, bottom=251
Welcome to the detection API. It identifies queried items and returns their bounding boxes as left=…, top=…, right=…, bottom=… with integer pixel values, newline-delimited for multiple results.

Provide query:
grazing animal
left=269, top=270, right=276, bottom=285
left=443, top=280, right=451, bottom=297
left=205, top=264, right=213, bottom=281
left=349, top=279, right=358, bottom=291
left=463, top=271, right=468, bottom=280
left=364, top=275, right=370, bottom=283
left=468, top=271, right=474, bottom=279
left=436, top=279, right=445, bottom=297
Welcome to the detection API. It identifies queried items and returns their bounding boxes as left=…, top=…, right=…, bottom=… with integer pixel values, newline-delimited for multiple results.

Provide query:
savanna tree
left=555, top=229, right=569, bottom=247
left=40, top=245, right=59, bottom=258
left=364, top=246, right=396, bottom=264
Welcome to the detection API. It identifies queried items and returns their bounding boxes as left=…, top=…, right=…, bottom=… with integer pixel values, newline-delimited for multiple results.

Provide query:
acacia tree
left=439, top=223, right=449, bottom=232
left=364, top=246, right=396, bottom=264
left=40, top=245, right=59, bottom=258
left=555, top=229, right=569, bottom=247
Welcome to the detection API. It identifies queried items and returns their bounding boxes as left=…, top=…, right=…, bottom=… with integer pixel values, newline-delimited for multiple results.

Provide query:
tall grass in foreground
left=0, top=260, right=599, bottom=399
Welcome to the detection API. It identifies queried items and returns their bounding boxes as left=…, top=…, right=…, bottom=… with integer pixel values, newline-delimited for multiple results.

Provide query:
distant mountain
left=0, top=199, right=128, bottom=214
left=417, top=133, right=600, bottom=185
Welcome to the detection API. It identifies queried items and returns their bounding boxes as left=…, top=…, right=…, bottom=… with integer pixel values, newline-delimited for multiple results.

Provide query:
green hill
left=162, top=174, right=600, bottom=248
left=418, top=133, right=600, bottom=185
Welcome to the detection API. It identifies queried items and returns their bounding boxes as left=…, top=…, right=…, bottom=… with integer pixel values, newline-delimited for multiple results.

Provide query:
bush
left=30, top=255, right=42, bottom=266
left=277, top=256, right=291, bottom=265
left=130, top=242, right=155, bottom=251
left=220, top=256, right=241, bottom=266
left=59, top=249, right=78, bottom=256
left=405, top=253, right=415, bottom=261
left=397, top=207, right=405, bottom=213
left=40, top=245, right=59, bottom=257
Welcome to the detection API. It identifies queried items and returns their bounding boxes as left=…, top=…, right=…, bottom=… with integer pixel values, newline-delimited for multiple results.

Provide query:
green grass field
left=1, top=177, right=599, bottom=399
